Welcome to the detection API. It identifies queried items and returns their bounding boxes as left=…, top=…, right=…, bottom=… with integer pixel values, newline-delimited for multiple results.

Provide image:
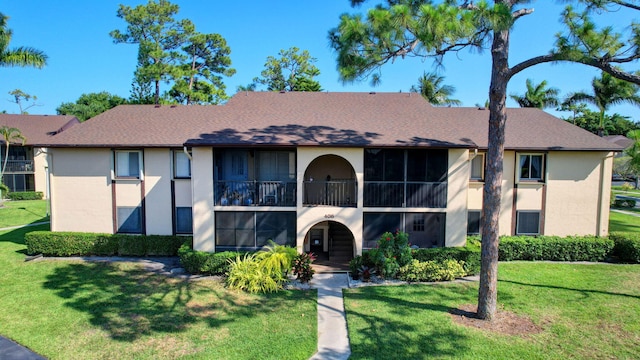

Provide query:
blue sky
left=1, top=0, right=638, bottom=121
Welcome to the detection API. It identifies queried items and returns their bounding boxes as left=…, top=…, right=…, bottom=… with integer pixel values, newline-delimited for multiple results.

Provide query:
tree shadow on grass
left=344, top=284, right=477, bottom=359
left=0, top=224, right=48, bottom=249
left=42, top=261, right=306, bottom=342
left=499, top=279, right=640, bottom=300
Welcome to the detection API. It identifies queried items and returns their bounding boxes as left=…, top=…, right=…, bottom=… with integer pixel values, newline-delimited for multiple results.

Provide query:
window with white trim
left=516, top=211, right=540, bottom=235
left=470, top=153, right=484, bottom=181
left=518, top=154, right=544, bottom=181
left=174, top=151, right=191, bottom=178
left=115, top=150, right=141, bottom=178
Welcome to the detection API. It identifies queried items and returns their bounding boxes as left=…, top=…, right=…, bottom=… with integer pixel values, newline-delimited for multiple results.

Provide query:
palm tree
left=509, top=79, right=559, bottom=109
left=410, top=72, right=462, bottom=106
left=0, top=13, right=47, bottom=69
left=0, top=126, right=26, bottom=202
left=563, top=71, right=640, bottom=136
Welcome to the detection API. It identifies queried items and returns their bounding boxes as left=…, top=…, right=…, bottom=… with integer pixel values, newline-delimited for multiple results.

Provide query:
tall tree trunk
left=154, top=80, right=160, bottom=105
left=478, top=23, right=511, bottom=321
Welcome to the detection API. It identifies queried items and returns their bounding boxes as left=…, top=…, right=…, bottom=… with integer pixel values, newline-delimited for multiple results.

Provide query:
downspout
left=183, top=146, right=192, bottom=161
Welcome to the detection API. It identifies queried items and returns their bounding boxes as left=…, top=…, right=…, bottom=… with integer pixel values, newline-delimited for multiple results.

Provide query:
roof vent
left=369, top=91, right=376, bottom=95
left=279, top=90, right=286, bottom=94
left=477, top=107, right=486, bottom=110
left=170, top=105, right=177, bottom=108
left=154, top=104, right=161, bottom=108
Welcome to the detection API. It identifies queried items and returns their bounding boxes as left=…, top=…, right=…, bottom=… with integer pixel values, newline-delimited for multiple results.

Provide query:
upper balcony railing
left=215, top=180, right=296, bottom=207
left=364, top=181, right=447, bottom=208
left=303, top=180, right=357, bottom=207
left=1, top=160, right=34, bottom=173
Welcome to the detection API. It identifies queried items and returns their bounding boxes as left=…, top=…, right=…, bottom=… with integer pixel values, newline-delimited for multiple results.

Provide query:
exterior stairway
left=329, top=223, right=353, bottom=266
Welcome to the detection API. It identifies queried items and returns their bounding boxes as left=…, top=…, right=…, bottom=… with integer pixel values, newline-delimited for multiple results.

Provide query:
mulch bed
left=449, top=304, right=544, bottom=337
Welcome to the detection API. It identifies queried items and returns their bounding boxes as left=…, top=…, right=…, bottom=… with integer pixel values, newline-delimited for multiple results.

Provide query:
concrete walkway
left=0, top=337, right=45, bottom=360
left=309, top=273, right=351, bottom=360
left=0, top=221, right=50, bottom=232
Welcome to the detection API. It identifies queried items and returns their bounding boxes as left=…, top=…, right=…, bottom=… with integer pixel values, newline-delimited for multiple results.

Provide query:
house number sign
left=324, top=214, right=335, bottom=219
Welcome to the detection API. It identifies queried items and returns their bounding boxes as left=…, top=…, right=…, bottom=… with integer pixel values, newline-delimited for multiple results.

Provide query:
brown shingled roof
left=0, top=114, right=79, bottom=145
left=36, top=92, right=621, bottom=151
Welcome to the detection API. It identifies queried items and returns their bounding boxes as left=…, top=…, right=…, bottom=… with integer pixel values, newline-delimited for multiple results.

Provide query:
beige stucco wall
left=49, top=148, right=113, bottom=233
left=446, top=148, right=469, bottom=246
left=297, top=148, right=364, bottom=254
left=469, top=150, right=612, bottom=237
left=191, top=147, right=215, bottom=251
left=33, top=147, right=49, bottom=197
left=545, top=151, right=612, bottom=236
left=143, top=149, right=172, bottom=235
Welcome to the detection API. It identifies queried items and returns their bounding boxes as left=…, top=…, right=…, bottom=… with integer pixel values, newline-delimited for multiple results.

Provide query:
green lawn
left=0, top=200, right=49, bottom=228
left=0, top=202, right=317, bottom=360
left=344, top=262, right=640, bottom=359
left=609, top=210, right=640, bottom=232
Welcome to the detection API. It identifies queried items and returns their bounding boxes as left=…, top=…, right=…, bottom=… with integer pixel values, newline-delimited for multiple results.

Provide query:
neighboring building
left=36, top=92, right=620, bottom=261
left=0, top=114, right=79, bottom=196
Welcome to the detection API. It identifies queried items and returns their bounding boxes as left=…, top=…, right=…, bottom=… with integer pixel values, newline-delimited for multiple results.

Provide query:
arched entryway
left=305, top=221, right=355, bottom=271
left=303, top=154, right=356, bottom=207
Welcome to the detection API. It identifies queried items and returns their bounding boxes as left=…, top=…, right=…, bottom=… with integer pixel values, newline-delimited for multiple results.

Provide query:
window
left=255, top=212, right=296, bottom=246
left=363, top=213, right=402, bottom=248
left=470, top=153, right=484, bottom=181
left=516, top=211, right=540, bottom=235
left=174, top=151, right=191, bottom=178
left=115, top=151, right=141, bottom=178
left=405, top=212, right=445, bottom=248
left=175, top=207, right=192, bottom=234
left=518, top=154, right=544, bottom=181
left=215, top=211, right=296, bottom=248
left=117, top=207, right=142, bottom=234
left=467, top=210, right=481, bottom=235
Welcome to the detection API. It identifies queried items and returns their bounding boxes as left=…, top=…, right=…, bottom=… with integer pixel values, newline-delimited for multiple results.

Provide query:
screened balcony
left=1, top=160, right=34, bottom=173
left=363, top=181, right=447, bottom=208
left=363, top=148, right=448, bottom=208
left=215, top=180, right=296, bottom=206
left=214, top=149, right=296, bottom=207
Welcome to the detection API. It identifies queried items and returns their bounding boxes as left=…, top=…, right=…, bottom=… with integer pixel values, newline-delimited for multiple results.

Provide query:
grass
left=0, top=199, right=49, bottom=228
left=612, top=185, right=640, bottom=195
left=344, top=262, right=640, bottom=359
left=609, top=210, right=640, bottom=232
left=0, top=201, right=317, bottom=360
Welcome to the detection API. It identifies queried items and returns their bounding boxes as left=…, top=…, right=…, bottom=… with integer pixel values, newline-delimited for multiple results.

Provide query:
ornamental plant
left=372, top=231, right=412, bottom=278
left=292, top=252, right=316, bottom=283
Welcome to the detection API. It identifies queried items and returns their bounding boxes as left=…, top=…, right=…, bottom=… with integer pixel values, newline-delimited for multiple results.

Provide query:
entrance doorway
left=306, top=221, right=354, bottom=271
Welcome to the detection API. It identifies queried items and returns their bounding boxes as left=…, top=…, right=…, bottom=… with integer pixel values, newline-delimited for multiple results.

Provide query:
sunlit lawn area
left=344, top=262, right=640, bottom=359
left=0, top=205, right=317, bottom=359
left=0, top=200, right=49, bottom=228
left=609, top=210, right=640, bottom=232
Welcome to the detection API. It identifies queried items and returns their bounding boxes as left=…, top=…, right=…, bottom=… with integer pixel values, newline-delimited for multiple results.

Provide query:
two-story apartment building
left=1, top=114, right=79, bottom=196
left=36, top=92, right=619, bottom=263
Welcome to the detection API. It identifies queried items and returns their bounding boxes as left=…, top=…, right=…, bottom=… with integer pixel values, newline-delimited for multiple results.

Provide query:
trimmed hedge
left=7, top=191, right=43, bottom=200
left=609, top=232, right=640, bottom=263
left=25, top=231, right=187, bottom=257
left=498, top=235, right=614, bottom=262
left=412, top=246, right=481, bottom=276
left=177, top=244, right=242, bottom=275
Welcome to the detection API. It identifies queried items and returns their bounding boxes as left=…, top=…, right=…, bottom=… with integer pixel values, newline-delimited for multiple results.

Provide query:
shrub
left=614, top=199, right=637, bottom=208
left=398, top=259, right=466, bottom=282
left=292, top=252, right=316, bottom=283
left=177, top=244, right=240, bottom=275
left=255, top=241, right=297, bottom=279
left=349, top=255, right=364, bottom=279
left=24, top=231, right=187, bottom=257
left=368, top=231, right=412, bottom=278
left=498, top=235, right=614, bottom=262
left=226, top=254, right=282, bottom=293
left=609, top=232, right=640, bottom=263
left=0, top=182, right=8, bottom=198
left=412, top=246, right=481, bottom=276
left=7, top=191, right=43, bottom=200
